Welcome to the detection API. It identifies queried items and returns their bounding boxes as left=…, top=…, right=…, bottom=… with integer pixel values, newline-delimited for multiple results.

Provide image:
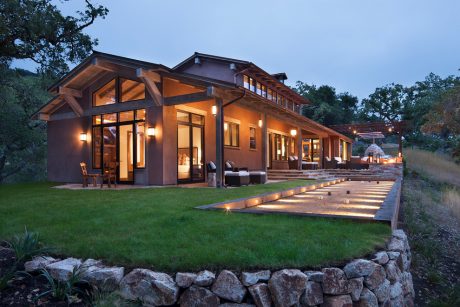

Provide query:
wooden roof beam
left=136, top=68, right=162, bottom=106
left=62, top=94, right=83, bottom=117
left=58, top=86, right=82, bottom=98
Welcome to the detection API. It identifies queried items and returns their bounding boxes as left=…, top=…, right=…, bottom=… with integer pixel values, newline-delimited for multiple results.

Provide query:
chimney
left=272, top=73, right=288, bottom=84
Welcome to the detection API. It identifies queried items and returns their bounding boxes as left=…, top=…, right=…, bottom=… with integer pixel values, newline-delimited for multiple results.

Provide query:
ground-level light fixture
left=79, top=133, right=87, bottom=142
left=147, top=127, right=156, bottom=137
left=258, top=119, right=263, bottom=128
left=211, top=105, right=217, bottom=116
left=290, top=129, right=297, bottom=137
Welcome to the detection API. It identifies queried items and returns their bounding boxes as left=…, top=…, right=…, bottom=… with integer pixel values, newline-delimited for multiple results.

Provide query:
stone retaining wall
left=369, top=163, right=403, bottom=181
left=22, top=229, right=414, bottom=307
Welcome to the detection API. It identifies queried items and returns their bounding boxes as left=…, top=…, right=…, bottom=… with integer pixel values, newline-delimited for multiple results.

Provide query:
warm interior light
left=147, top=127, right=156, bottom=137
left=353, top=129, right=357, bottom=134
left=290, top=129, right=297, bottom=137
left=258, top=119, right=263, bottom=128
left=211, top=105, right=217, bottom=116
left=79, top=133, right=87, bottom=141
left=388, top=127, right=393, bottom=132
left=224, top=122, right=228, bottom=131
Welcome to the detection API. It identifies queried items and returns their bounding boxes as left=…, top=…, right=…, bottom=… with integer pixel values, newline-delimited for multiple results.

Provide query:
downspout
left=218, top=89, right=247, bottom=187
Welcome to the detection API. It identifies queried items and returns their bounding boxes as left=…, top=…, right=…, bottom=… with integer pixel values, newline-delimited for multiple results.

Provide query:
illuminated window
left=256, top=82, right=262, bottom=95
left=224, top=121, right=239, bottom=147
left=119, top=111, right=134, bottom=122
left=136, top=122, right=145, bottom=168
left=93, top=79, right=116, bottom=106
left=261, top=84, right=267, bottom=97
left=243, top=75, right=250, bottom=89
left=267, top=88, right=273, bottom=101
left=120, top=78, right=145, bottom=102
left=250, top=78, right=256, bottom=92
left=249, top=127, right=256, bottom=149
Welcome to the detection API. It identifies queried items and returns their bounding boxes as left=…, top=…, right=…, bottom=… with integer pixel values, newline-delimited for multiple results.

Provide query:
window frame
left=92, top=77, right=146, bottom=107
left=91, top=109, right=147, bottom=170
left=249, top=126, right=257, bottom=150
left=224, top=121, right=240, bottom=148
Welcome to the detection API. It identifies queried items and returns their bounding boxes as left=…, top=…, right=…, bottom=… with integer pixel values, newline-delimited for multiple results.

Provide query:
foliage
left=91, top=289, right=141, bottom=307
left=0, top=66, right=50, bottom=183
left=361, top=83, right=405, bottom=122
left=0, top=0, right=108, bottom=77
left=0, top=0, right=106, bottom=183
left=37, top=266, right=89, bottom=304
left=0, top=181, right=390, bottom=271
left=6, top=227, right=50, bottom=263
left=295, top=82, right=359, bottom=125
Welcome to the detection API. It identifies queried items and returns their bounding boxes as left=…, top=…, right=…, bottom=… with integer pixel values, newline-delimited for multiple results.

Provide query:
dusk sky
left=14, top=0, right=460, bottom=99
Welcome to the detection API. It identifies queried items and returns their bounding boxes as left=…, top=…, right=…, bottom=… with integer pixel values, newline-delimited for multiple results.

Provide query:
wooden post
left=319, top=138, right=324, bottom=169
left=215, top=98, right=224, bottom=188
left=261, top=113, right=268, bottom=172
left=297, top=127, right=302, bottom=170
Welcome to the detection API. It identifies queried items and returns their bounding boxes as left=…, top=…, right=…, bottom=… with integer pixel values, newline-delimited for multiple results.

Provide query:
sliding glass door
left=177, top=111, right=204, bottom=183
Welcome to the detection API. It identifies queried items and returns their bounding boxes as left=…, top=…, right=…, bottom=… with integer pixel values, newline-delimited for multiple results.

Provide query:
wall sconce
left=147, top=127, right=156, bottom=137
left=224, top=122, right=228, bottom=131
left=290, top=129, right=297, bottom=137
left=258, top=119, right=263, bottom=128
left=79, top=133, right=87, bottom=142
left=353, top=129, right=357, bottom=134
left=388, top=127, right=393, bottom=132
left=211, top=105, right=217, bottom=116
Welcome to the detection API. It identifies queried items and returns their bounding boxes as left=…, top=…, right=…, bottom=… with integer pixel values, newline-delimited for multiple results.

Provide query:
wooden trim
left=62, top=94, right=83, bottom=117
left=164, top=91, right=211, bottom=106
left=136, top=68, right=162, bottom=106
left=175, top=105, right=208, bottom=116
left=58, top=86, right=82, bottom=98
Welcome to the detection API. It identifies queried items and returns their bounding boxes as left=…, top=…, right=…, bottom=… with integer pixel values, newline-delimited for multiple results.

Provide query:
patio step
left=267, top=169, right=393, bottom=181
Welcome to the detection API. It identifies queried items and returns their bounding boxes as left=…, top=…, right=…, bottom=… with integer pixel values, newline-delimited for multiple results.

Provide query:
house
left=34, top=51, right=352, bottom=186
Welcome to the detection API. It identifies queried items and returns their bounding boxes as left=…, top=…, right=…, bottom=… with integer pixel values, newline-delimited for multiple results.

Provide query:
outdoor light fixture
left=353, top=130, right=357, bottom=134
left=147, top=127, right=156, bottom=137
left=211, top=105, right=217, bottom=116
left=388, top=127, right=393, bottom=132
left=79, top=133, right=87, bottom=142
left=258, top=119, right=263, bottom=128
left=224, top=122, right=228, bottom=131
left=290, top=129, right=297, bottom=137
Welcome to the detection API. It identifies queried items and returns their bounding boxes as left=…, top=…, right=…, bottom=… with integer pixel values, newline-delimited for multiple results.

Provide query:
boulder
left=219, top=304, right=255, bottom=307
left=387, top=238, right=405, bottom=253
left=392, top=230, right=407, bottom=242
left=400, top=272, right=414, bottom=298
left=373, top=279, right=390, bottom=303
left=300, top=281, right=323, bottom=306
left=179, top=285, right=219, bottom=307
left=385, top=261, right=402, bottom=284
left=372, top=252, right=389, bottom=265
left=45, top=258, right=82, bottom=281
left=348, top=277, right=364, bottom=301
left=119, top=268, right=179, bottom=306
left=82, top=258, right=102, bottom=267
left=321, top=268, right=350, bottom=295
left=241, top=270, right=271, bottom=286
left=386, top=252, right=400, bottom=261
left=321, top=294, right=352, bottom=307
left=343, top=259, right=376, bottom=278
left=194, top=270, right=215, bottom=287
left=403, top=294, right=415, bottom=307
left=211, top=270, right=247, bottom=303
left=304, top=270, right=324, bottom=283
left=24, top=256, right=58, bottom=273
left=389, top=282, right=403, bottom=299
left=390, top=294, right=404, bottom=307
left=82, top=262, right=124, bottom=291
left=176, top=272, right=197, bottom=288
left=268, top=269, right=307, bottom=307
left=401, top=252, right=411, bottom=271
left=248, top=283, right=272, bottom=307
left=363, top=264, right=386, bottom=290
left=355, top=288, right=378, bottom=307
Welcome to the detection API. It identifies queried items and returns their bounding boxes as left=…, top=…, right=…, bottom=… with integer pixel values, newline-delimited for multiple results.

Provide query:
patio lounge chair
left=80, top=162, right=99, bottom=187
left=324, top=157, right=337, bottom=169
left=334, top=157, right=347, bottom=169
left=288, top=156, right=298, bottom=170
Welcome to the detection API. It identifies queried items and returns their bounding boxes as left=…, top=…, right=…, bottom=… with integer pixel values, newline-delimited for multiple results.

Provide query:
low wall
left=23, top=229, right=414, bottom=306
left=369, top=163, right=403, bottom=180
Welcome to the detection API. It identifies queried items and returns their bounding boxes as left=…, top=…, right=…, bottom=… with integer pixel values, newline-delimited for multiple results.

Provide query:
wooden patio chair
left=80, top=162, right=100, bottom=187
left=101, top=162, right=117, bottom=188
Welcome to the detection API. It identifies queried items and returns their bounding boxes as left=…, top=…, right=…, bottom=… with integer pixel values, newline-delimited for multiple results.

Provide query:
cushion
left=303, top=162, right=318, bottom=165
left=325, top=157, right=331, bottom=162
left=334, top=157, right=342, bottom=163
left=288, top=156, right=295, bottom=161
left=208, top=161, right=216, bottom=170
left=225, top=171, right=249, bottom=177
left=225, top=161, right=232, bottom=169
left=249, top=171, right=266, bottom=175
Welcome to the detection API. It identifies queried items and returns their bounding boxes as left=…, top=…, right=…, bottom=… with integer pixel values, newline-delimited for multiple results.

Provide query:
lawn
left=0, top=180, right=390, bottom=271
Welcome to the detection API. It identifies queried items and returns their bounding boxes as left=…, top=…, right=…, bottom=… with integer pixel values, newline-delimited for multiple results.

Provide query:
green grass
left=0, top=180, right=390, bottom=271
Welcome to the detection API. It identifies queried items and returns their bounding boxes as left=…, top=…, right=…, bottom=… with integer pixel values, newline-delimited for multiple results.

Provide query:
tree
left=0, top=0, right=108, bottom=182
left=0, top=0, right=108, bottom=77
left=295, top=82, right=358, bottom=126
left=361, top=83, right=406, bottom=122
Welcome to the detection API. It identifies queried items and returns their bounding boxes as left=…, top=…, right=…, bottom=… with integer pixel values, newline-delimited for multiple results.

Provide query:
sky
left=13, top=0, right=460, bottom=99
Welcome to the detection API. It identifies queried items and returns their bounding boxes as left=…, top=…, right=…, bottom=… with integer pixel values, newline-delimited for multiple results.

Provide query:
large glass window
left=93, top=79, right=116, bottom=106
left=93, top=77, right=145, bottom=106
left=120, top=78, right=145, bottom=102
left=261, top=84, right=267, bottom=97
left=224, top=121, right=239, bottom=147
left=250, top=78, right=256, bottom=92
left=256, top=82, right=262, bottom=95
left=136, top=122, right=145, bottom=168
left=249, top=127, right=256, bottom=150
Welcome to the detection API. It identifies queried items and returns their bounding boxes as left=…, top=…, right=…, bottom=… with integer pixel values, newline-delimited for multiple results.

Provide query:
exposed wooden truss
left=329, top=121, right=408, bottom=136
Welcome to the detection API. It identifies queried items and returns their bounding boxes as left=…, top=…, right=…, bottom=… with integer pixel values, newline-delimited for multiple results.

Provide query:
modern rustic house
left=34, top=51, right=352, bottom=186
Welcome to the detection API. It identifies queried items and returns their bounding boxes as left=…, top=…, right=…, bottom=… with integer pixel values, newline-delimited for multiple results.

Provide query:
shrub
left=6, top=228, right=50, bottom=264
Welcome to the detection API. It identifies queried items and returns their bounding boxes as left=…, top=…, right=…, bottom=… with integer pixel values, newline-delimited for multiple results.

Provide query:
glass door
left=119, top=124, right=134, bottom=183
left=177, top=111, right=204, bottom=183
left=103, top=126, right=117, bottom=169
